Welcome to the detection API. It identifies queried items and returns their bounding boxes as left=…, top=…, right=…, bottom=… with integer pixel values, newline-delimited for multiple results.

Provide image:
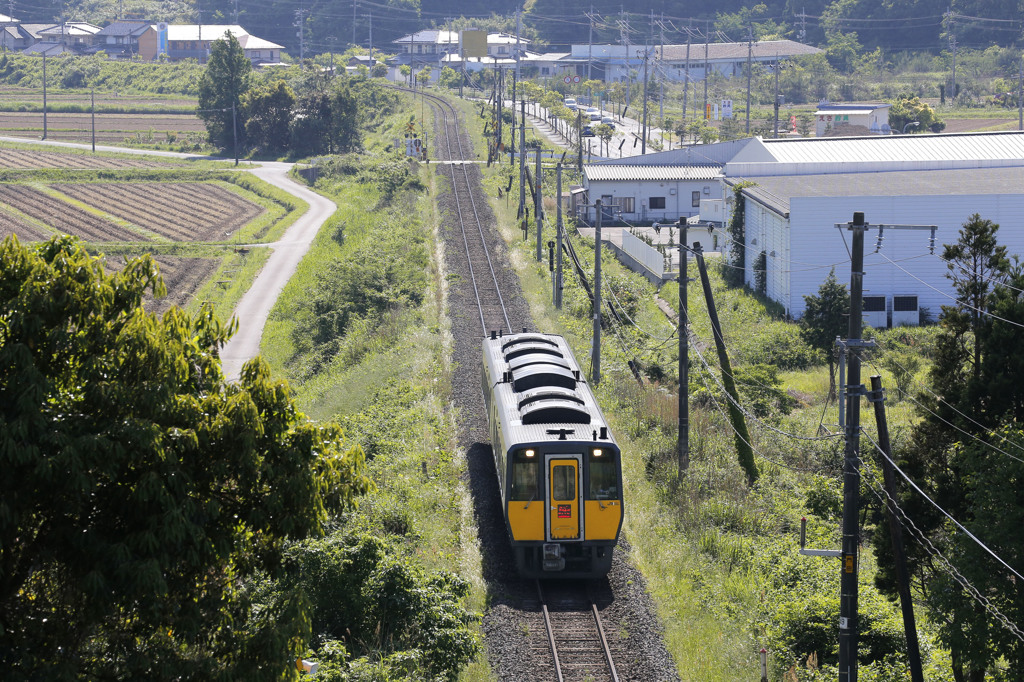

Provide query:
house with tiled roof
left=137, top=24, right=283, bottom=64
left=87, top=20, right=150, bottom=58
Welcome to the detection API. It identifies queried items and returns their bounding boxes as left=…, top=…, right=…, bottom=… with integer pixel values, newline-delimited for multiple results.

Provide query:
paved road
left=0, top=137, right=334, bottom=382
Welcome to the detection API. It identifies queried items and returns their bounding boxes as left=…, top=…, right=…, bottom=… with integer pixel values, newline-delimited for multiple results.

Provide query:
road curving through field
left=0, top=137, right=335, bottom=382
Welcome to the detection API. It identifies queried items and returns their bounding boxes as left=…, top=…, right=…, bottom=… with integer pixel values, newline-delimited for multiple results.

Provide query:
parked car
left=582, top=125, right=595, bottom=137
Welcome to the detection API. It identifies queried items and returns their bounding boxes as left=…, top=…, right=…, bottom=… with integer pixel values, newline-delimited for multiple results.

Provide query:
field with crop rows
left=53, top=182, right=265, bottom=241
left=104, top=254, right=220, bottom=315
left=0, top=183, right=141, bottom=241
left=0, top=147, right=176, bottom=169
left=0, top=112, right=205, bottom=144
left=0, top=206, right=47, bottom=240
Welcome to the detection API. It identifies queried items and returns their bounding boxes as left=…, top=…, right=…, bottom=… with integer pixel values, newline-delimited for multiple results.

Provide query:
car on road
left=586, top=107, right=602, bottom=121
left=600, top=116, right=616, bottom=128
left=582, top=125, right=595, bottom=137
left=563, top=98, right=578, bottom=111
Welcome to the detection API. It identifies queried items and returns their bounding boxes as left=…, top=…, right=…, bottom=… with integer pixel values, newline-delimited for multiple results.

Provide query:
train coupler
left=542, top=543, right=565, bottom=571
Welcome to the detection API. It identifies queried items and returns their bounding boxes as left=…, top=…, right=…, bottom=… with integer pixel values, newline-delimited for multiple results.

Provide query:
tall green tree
left=242, top=80, right=296, bottom=155
left=198, top=32, right=252, bottom=151
left=800, top=268, right=850, bottom=397
left=0, top=235, right=371, bottom=680
left=883, top=215, right=1018, bottom=682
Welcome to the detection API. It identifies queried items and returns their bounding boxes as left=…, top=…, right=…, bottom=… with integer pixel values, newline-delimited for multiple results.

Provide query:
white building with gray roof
left=724, top=131, right=1024, bottom=323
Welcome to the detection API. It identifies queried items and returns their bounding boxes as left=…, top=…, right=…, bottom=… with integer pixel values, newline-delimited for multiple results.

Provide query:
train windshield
left=510, top=450, right=539, bottom=501
left=589, top=450, right=618, bottom=500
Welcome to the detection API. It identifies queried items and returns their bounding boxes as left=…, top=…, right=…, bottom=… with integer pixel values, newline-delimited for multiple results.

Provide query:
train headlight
left=593, top=448, right=603, bottom=457
left=525, top=449, right=535, bottom=458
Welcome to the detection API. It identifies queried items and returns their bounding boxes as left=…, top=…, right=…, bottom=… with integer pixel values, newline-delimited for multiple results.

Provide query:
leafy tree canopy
left=198, top=31, right=252, bottom=150
left=888, top=95, right=945, bottom=134
left=0, top=235, right=371, bottom=680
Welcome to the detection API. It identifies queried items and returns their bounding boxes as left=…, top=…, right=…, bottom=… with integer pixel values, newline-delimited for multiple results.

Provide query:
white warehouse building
left=723, top=131, right=1024, bottom=324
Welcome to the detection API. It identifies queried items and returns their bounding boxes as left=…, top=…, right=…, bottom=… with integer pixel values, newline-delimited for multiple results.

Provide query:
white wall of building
left=584, top=178, right=721, bottom=223
left=763, top=194, right=1024, bottom=320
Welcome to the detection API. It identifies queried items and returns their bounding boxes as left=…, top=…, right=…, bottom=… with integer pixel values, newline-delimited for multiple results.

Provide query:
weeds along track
left=399, top=87, right=678, bottom=681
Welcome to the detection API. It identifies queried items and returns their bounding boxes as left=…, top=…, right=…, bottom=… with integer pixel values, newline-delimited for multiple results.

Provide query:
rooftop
left=731, top=166, right=1024, bottom=216
left=585, top=165, right=721, bottom=182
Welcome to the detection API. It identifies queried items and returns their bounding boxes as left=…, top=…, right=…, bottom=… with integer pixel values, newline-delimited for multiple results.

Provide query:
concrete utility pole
left=682, top=25, right=691, bottom=127
left=90, top=88, right=95, bottom=152
left=678, top=218, right=689, bottom=476
left=591, top=200, right=603, bottom=385
left=535, top=147, right=543, bottom=262
left=703, top=21, right=709, bottom=121
left=555, top=163, right=564, bottom=308
left=352, top=0, right=357, bottom=47
left=641, top=47, right=650, bottom=154
left=773, top=53, right=780, bottom=137
left=587, top=5, right=594, bottom=83
left=1018, top=55, right=1022, bottom=130
left=519, top=99, right=527, bottom=222
left=746, top=25, right=753, bottom=134
left=838, top=211, right=866, bottom=682
left=42, top=53, right=47, bottom=140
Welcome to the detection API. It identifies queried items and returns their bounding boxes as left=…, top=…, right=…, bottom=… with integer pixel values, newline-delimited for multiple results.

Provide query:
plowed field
left=0, top=184, right=141, bottom=241
left=53, top=182, right=264, bottom=241
left=0, top=208, right=48, bottom=241
left=0, top=112, right=205, bottom=144
left=105, top=254, right=219, bottom=315
left=0, top=148, right=174, bottom=170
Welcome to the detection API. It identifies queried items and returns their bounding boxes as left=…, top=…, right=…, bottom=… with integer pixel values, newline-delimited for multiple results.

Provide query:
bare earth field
left=0, top=111, right=206, bottom=144
left=942, top=117, right=1017, bottom=133
left=0, top=147, right=176, bottom=169
left=103, top=254, right=220, bottom=315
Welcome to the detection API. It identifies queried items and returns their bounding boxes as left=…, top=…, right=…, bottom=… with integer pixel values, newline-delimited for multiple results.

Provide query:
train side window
left=552, top=465, right=575, bottom=500
left=589, top=451, right=618, bottom=499
left=510, top=450, right=538, bottom=501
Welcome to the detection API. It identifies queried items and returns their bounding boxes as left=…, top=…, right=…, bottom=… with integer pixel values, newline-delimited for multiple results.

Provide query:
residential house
left=87, top=20, right=150, bottom=58
left=137, top=24, right=282, bottom=64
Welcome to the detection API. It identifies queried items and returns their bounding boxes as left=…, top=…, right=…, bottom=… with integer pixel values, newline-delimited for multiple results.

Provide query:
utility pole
left=678, top=218, right=689, bottom=476
left=555, top=163, right=564, bottom=308
left=1018, top=55, right=1022, bottom=130
left=90, top=88, right=95, bottom=152
left=682, top=25, right=691, bottom=127
left=773, top=53, right=780, bottom=138
left=535, top=146, right=543, bottom=262
left=294, top=9, right=305, bottom=65
left=352, top=0, right=357, bottom=48
left=519, top=99, right=527, bottom=224
left=577, top=111, right=583, bottom=172
left=42, top=53, right=47, bottom=140
left=838, top=211, right=866, bottom=682
left=868, top=375, right=925, bottom=682
left=746, top=25, right=753, bottom=134
left=641, top=47, right=650, bottom=154
left=232, top=102, right=238, bottom=166
left=587, top=5, right=594, bottom=83
left=233, top=0, right=238, bottom=24
left=592, top=200, right=603, bottom=385
left=703, top=21, right=709, bottom=122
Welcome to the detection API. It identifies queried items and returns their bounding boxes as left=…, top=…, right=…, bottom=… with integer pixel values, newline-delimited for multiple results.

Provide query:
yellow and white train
left=482, top=332, right=623, bottom=578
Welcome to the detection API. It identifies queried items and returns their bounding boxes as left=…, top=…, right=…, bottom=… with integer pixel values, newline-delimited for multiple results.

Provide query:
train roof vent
left=507, top=353, right=571, bottom=373
left=510, top=364, right=577, bottom=393
left=501, top=334, right=559, bottom=352
left=504, top=343, right=564, bottom=362
left=520, top=400, right=592, bottom=425
left=518, top=386, right=584, bottom=410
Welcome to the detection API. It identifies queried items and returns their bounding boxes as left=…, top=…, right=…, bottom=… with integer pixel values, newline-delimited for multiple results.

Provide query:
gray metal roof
left=761, top=131, right=1024, bottom=165
left=660, top=39, right=821, bottom=62
left=585, top=164, right=721, bottom=182
left=732, top=166, right=1024, bottom=217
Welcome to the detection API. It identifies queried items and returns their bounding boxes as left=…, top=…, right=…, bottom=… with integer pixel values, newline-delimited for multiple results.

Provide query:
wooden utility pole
left=678, top=218, right=689, bottom=476
left=591, top=200, right=603, bottom=385
left=868, top=375, right=924, bottom=682
left=518, top=98, right=526, bottom=224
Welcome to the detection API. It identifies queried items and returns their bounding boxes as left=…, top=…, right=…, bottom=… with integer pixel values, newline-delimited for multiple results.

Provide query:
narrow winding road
left=0, top=137, right=335, bottom=381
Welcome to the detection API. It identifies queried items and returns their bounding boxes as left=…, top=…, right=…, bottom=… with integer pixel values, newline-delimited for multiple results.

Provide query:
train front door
left=546, top=456, right=581, bottom=540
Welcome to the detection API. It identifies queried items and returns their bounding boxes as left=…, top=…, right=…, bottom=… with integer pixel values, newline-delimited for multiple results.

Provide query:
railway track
left=397, top=86, right=513, bottom=336
left=535, top=580, right=621, bottom=682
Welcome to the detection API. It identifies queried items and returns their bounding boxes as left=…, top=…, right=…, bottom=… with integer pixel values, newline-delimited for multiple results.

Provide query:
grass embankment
left=259, top=90, right=492, bottom=680
left=477, top=114, right=954, bottom=679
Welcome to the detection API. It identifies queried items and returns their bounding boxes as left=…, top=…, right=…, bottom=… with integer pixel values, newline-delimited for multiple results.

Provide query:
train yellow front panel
left=507, top=502, right=544, bottom=541
left=585, top=500, right=622, bottom=540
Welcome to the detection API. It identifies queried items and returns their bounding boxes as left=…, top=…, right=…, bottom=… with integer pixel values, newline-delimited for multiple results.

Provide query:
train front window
left=510, top=450, right=539, bottom=501
left=552, top=465, right=576, bottom=501
left=589, top=450, right=618, bottom=499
